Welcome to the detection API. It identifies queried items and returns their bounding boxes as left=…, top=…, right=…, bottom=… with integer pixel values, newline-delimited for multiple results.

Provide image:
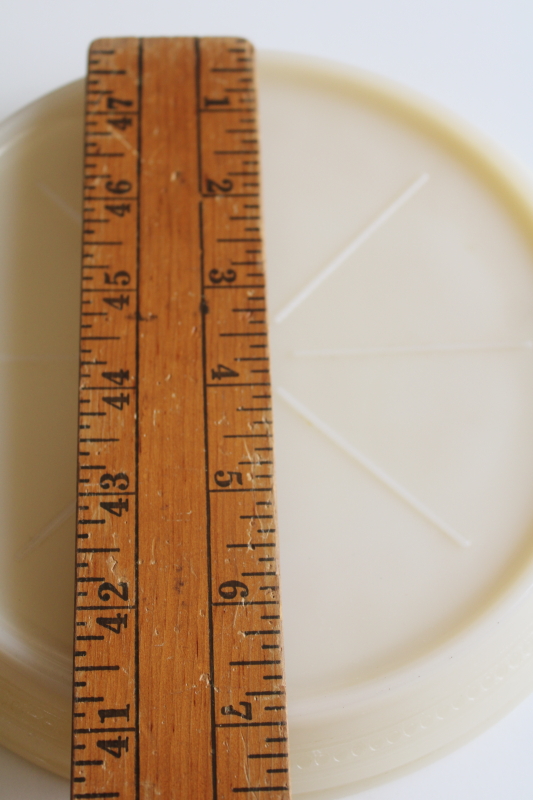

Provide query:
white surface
left=4, top=58, right=533, bottom=794
left=3, top=2, right=533, bottom=798
left=5, top=690, right=533, bottom=799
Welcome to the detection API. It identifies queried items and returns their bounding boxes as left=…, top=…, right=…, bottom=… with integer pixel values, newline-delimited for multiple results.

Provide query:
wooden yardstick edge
left=71, top=36, right=291, bottom=800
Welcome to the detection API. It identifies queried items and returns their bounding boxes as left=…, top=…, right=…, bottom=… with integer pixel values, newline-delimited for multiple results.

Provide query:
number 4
left=211, top=364, right=239, bottom=380
left=96, top=736, right=129, bottom=758
left=96, top=613, right=128, bottom=634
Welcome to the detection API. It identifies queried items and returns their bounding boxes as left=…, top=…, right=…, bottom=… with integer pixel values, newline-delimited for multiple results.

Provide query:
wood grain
left=72, top=37, right=290, bottom=800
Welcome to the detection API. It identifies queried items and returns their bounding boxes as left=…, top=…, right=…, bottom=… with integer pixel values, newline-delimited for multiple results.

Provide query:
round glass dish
left=2, top=53, right=533, bottom=799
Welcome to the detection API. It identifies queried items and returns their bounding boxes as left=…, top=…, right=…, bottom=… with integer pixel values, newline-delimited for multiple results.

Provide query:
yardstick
left=72, top=37, right=290, bottom=800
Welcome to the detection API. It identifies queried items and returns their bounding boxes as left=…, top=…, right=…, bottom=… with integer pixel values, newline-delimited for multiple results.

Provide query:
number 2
left=206, top=178, right=233, bottom=193
left=98, top=581, right=129, bottom=602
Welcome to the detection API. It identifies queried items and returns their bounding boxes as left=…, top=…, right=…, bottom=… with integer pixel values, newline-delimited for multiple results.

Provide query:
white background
left=2, top=1, right=533, bottom=797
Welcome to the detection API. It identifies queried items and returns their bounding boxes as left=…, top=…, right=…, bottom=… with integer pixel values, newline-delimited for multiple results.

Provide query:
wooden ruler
left=72, top=37, right=290, bottom=800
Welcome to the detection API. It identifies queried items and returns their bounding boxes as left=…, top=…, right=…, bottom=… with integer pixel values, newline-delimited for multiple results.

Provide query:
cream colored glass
left=2, top=54, right=533, bottom=798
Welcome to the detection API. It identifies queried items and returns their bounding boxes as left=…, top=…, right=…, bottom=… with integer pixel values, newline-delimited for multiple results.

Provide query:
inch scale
left=72, top=37, right=290, bottom=800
